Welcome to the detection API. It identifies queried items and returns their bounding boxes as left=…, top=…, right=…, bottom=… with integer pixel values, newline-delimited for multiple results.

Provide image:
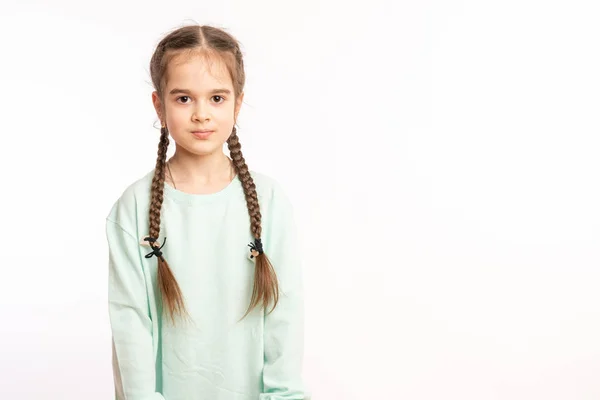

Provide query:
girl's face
left=152, top=53, right=243, bottom=157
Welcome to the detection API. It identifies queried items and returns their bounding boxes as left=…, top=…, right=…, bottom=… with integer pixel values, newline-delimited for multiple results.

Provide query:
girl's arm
left=106, top=218, right=165, bottom=400
left=260, top=184, right=310, bottom=400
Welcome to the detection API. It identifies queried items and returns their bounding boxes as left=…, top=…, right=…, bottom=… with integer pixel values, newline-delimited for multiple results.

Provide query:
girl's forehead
left=167, top=54, right=232, bottom=88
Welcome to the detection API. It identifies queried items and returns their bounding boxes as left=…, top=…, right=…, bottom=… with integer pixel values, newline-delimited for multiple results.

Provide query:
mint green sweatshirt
left=105, top=168, right=308, bottom=400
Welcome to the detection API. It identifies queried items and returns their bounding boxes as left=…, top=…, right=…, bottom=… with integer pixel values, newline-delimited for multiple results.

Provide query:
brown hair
left=147, top=24, right=279, bottom=325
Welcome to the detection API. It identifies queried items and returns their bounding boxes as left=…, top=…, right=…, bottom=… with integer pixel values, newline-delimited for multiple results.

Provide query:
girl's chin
left=179, top=142, right=225, bottom=157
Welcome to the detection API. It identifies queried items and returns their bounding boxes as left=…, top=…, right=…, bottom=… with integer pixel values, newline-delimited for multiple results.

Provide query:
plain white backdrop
left=0, top=0, right=599, bottom=399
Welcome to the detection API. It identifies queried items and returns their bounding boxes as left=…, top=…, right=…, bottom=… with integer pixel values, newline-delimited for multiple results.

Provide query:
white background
left=1, top=0, right=599, bottom=399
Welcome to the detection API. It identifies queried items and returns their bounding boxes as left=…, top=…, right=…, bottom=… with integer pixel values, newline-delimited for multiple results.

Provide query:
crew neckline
left=148, top=169, right=242, bottom=206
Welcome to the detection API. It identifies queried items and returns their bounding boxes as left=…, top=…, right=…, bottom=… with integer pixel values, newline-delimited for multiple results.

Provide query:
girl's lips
left=191, top=131, right=214, bottom=139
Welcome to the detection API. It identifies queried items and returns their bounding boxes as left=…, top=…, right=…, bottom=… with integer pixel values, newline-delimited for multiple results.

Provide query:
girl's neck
left=166, top=149, right=235, bottom=191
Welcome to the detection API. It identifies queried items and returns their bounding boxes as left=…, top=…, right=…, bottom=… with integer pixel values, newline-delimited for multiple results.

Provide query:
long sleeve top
left=105, top=168, right=308, bottom=400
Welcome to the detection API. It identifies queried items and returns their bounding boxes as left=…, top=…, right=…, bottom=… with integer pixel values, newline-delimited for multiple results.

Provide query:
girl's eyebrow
left=169, top=88, right=232, bottom=95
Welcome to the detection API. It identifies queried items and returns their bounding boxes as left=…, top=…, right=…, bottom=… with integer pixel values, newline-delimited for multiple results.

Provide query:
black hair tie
left=144, top=236, right=167, bottom=260
left=247, top=238, right=264, bottom=259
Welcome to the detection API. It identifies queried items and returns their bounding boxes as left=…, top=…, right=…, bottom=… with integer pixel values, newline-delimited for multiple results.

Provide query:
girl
left=105, top=24, right=308, bottom=400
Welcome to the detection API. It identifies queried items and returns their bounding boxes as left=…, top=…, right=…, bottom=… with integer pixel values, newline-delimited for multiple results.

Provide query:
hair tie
left=144, top=236, right=167, bottom=259
left=247, top=238, right=264, bottom=259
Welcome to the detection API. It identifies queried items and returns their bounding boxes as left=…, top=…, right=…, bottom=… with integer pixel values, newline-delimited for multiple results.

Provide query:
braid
left=148, top=127, right=169, bottom=240
left=227, top=126, right=280, bottom=319
left=227, top=127, right=262, bottom=236
left=148, top=125, right=188, bottom=325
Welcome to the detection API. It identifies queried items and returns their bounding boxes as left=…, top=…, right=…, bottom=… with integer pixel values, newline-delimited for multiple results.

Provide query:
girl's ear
left=152, top=91, right=163, bottom=121
left=234, top=92, right=244, bottom=121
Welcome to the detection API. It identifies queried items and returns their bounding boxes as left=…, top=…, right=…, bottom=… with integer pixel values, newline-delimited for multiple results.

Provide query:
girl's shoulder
left=105, top=169, right=155, bottom=231
left=248, top=170, right=285, bottom=197
left=249, top=171, right=296, bottom=227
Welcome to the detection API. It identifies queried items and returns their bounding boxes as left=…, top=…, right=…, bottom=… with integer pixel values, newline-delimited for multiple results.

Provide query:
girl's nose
left=192, top=102, right=210, bottom=121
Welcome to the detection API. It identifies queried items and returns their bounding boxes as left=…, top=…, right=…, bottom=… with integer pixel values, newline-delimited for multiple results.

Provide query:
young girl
left=105, top=24, right=308, bottom=400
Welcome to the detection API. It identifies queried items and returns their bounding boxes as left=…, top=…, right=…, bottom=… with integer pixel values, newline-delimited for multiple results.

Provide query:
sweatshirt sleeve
left=259, top=183, right=309, bottom=400
left=106, top=218, right=166, bottom=400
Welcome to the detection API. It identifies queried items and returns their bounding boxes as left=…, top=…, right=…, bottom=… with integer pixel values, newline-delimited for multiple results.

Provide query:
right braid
left=227, top=126, right=280, bottom=319
left=148, top=125, right=188, bottom=324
